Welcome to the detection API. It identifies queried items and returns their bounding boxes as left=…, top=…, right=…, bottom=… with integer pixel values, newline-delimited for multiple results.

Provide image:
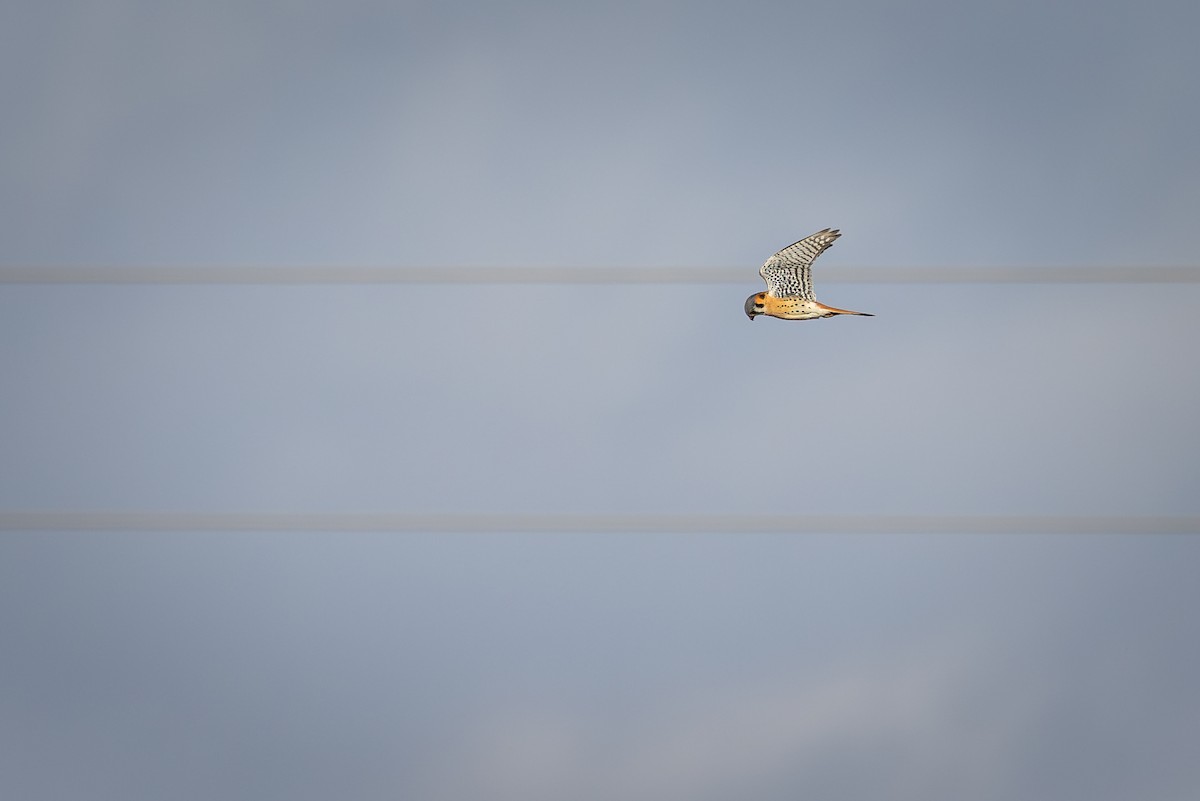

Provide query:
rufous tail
left=816, top=302, right=874, bottom=317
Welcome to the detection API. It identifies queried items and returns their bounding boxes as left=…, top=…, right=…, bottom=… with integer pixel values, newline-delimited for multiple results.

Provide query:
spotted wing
left=758, top=228, right=841, bottom=299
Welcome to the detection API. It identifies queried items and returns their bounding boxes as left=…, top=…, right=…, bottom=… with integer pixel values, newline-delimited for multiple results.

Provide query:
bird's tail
left=816, top=302, right=874, bottom=317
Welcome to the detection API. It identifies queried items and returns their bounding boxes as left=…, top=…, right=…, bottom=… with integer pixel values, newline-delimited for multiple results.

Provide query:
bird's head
left=744, top=293, right=766, bottom=321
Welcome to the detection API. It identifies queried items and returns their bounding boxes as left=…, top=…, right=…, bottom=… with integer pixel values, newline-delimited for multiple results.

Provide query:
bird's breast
left=762, top=296, right=823, bottom=320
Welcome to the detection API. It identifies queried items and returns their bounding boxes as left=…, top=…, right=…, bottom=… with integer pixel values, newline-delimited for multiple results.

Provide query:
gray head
left=744, top=293, right=765, bottom=320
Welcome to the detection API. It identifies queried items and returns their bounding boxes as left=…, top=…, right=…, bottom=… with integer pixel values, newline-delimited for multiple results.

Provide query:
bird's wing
left=758, top=228, right=841, bottom=299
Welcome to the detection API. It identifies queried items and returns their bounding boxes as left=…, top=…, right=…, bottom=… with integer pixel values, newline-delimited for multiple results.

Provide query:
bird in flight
left=744, top=228, right=873, bottom=321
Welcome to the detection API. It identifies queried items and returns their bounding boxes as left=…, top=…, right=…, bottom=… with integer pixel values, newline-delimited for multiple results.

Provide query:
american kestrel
left=744, top=228, right=873, bottom=321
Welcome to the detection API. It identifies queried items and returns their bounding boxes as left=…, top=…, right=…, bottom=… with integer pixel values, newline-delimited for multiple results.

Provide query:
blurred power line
left=1, top=512, right=1196, bottom=533
left=2, top=266, right=1200, bottom=285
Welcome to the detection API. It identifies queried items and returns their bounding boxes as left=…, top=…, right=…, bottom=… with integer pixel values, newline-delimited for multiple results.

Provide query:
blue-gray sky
left=2, top=2, right=1199, bottom=799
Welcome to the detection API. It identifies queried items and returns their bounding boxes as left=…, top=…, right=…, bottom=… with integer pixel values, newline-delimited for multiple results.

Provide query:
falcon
left=744, top=228, right=873, bottom=320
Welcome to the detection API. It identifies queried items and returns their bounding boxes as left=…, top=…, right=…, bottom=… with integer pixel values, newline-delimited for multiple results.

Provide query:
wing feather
left=758, top=228, right=841, bottom=299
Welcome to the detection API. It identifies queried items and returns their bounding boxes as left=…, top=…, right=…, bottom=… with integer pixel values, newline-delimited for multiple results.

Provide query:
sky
left=2, top=1, right=1200, bottom=799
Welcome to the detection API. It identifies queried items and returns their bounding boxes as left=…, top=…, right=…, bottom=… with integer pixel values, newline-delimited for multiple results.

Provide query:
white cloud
left=429, top=639, right=1039, bottom=801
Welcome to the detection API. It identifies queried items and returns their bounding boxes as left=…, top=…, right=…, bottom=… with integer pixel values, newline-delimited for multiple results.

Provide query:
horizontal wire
left=1, top=512, right=1196, bottom=533
left=2, top=266, right=1200, bottom=285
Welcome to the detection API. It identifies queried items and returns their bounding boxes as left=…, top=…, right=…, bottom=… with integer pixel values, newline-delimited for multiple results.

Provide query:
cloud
left=425, top=639, right=1050, bottom=801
